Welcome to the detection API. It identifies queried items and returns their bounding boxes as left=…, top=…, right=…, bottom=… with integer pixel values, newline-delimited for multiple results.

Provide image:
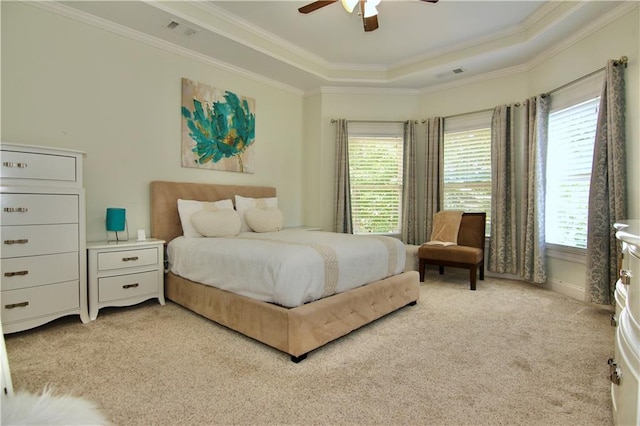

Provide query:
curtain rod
left=330, top=119, right=417, bottom=124
left=420, top=107, right=497, bottom=123
left=545, top=55, right=627, bottom=96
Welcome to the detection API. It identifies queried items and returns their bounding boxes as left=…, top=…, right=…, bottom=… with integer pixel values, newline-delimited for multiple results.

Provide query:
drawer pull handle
left=620, top=269, right=632, bottom=285
left=608, top=358, right=622, bottom=385
left=122, top=256, right=139, bottom=262
left=2, top=162, right=27, bottom=168
left=5, top=301, right=29, bottom=309
left=4, top=270, right=29, bottom=277
left=3, top=207, right=28, bottom=213
left=4, top=239, right=28, bottom=245
left=123, top=283, right=139, bottom=289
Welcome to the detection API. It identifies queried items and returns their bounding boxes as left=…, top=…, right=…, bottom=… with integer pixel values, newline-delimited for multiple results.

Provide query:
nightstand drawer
left=0, top=150, right=77, bottom=182
left=1, top=252, right=79, bottom=291
left=97, top=247, right=158, bottom=271
left=1, top=280, right=79, bottom=324
left=1, top=224, right=78, bottom=258
left=1, top=194, right=78, bottom=225
left=98, top=271, right=158, bottom=302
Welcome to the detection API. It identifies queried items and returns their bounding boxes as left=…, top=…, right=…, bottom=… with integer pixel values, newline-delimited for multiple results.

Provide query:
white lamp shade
left=341, top=0, right=359, bottom=13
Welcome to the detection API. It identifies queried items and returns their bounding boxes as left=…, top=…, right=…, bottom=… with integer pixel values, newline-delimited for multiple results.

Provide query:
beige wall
left=2, top=2, right=639, bottom=300
left=307, top=6, right=638, bottom=299
left=1, top=2, right=305, bottom=242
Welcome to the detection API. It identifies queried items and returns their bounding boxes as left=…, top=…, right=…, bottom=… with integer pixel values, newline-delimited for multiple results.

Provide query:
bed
left=150, top=181, right=420, bottom=362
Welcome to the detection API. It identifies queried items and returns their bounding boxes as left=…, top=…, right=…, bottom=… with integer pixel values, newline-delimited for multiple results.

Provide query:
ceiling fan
left=298, top=0, right=439, bottom=32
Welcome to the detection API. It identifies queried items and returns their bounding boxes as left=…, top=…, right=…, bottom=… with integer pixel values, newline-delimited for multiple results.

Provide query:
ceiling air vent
left=436, top=67, right=465, bottom=78
left=166, top=20, right=180, bottom=29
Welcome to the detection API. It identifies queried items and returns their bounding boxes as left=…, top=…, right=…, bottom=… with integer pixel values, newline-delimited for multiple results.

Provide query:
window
left=546, top=72, right=602, bottom=249
left=443, top=112, right=492, bottom=233
left=348, top=122, right=404, bottom=234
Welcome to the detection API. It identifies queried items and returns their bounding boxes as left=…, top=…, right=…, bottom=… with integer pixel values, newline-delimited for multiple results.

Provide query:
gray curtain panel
left=585, top=60, right=627, bottom=305
left=488, top=104, right=518, bottom=275
left=334, top=119, right=353, bottom=234
left=520, top=96, right=549, bottom=283
left=423, top=117, right=445, bottom=243
left=402, top=121, right=418, bottom=244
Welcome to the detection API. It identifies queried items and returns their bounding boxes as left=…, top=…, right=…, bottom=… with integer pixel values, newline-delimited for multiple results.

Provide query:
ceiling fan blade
left=363, top=14, right=379, bottom=32
left=298, top=1, right=337, bottom=14
left=420, top=0, right=439, bottom=3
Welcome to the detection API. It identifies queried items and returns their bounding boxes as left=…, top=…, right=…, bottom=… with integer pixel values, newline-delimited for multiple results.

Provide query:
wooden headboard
left=150, top=181, right=277, bottom=243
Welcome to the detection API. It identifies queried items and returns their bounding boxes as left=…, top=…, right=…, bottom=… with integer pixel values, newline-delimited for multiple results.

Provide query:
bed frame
left=150, top=181, right=420, bottom=362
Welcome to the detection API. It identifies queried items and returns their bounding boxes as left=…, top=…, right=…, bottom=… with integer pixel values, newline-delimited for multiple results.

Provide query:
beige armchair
left=418, top=212, right=486, bottom=290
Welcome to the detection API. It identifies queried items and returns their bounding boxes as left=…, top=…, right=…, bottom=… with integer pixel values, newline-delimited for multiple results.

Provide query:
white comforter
left=167, top=230, right=406, bottom=308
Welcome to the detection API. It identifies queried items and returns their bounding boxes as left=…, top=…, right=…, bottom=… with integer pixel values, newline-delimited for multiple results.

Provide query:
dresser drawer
left=97, top=247, right=158, bottom=271
left=1, top=224, right=78, bottom=258
left=1, top=252, right=79, bottom=291
left=1, top=280, right=79, bottom=324
left=1, top=150, right=77, bottom=182
left=98, top=271, right=158, bottom=302
left=1, top=194, right=78, bottom=225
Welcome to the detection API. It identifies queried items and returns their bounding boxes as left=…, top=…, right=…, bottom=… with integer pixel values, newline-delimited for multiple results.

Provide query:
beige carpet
left=4, top=271, right=614, bottom=425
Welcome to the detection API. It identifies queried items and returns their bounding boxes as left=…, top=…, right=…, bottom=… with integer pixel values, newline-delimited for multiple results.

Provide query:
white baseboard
left=541, top=278, right=585, bottom=302
left=485, top=271, right=585, bottom=302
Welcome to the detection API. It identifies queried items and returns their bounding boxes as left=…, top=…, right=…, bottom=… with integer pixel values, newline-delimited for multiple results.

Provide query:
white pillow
left=177, top=199, right=233, bottom=238
left=191, top=209, right=241, bottom=237
left=235, top=195, right=278, bottom=233
left=244, top=207, right=284, bottom=233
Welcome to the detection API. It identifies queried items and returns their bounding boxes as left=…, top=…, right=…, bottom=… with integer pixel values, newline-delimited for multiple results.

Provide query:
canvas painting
left=181, top=78, right=255, bottom=173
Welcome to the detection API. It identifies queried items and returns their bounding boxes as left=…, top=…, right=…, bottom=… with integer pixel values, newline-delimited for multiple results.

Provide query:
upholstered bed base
left=151, top=180, right=420, bottom=361
left=166, top=270, right=419, bottom=361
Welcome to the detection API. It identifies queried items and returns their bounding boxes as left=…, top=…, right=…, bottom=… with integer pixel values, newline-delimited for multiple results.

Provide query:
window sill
left=546, top=243, right=586, bottom=264
left=355, top=232, right=401, bottom=239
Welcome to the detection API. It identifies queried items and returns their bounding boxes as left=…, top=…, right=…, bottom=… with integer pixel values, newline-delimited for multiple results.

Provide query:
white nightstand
left=87, top=239, right=165, bottom=320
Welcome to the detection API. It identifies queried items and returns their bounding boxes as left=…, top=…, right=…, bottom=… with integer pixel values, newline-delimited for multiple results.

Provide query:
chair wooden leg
left=419, top=259, right=425, bottom=282
left=469, top=266, right=477, bottom=291
left=438, top=265, right=444, bottom=275
left=479, top=262, right=485, bottom=280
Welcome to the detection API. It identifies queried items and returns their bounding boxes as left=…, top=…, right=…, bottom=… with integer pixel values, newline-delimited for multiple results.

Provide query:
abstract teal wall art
left=181, top=78, right=256, bottom=173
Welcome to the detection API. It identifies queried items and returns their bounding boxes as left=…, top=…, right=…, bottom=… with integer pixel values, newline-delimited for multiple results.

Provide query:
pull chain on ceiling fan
left=298, top=0, right=439, bottom=33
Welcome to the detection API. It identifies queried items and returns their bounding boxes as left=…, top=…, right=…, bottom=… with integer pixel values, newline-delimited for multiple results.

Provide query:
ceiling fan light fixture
left=363, top=3, right=378, bottom=18
left=341, top=0, right=359, bottom=13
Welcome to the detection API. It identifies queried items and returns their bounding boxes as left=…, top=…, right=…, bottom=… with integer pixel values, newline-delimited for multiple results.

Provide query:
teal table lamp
left=106, top=208, right=128, bottom=241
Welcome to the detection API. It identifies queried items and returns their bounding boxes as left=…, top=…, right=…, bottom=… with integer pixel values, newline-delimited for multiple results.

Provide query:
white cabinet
left=87, top=239, right=165, bottom=320
left=611, top=221, right=640, bottom=426
left=1, top=143, right=89, bottom=333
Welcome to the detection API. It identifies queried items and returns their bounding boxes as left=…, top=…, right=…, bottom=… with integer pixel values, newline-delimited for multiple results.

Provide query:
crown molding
left=525, top=0, right=638, bottom=70
left=26, top=1, right=305, bottom=97
left=309, top=1, right=637, bottom=97
left=317, top=86, right=421, bottom=96
left=22, top=0, right=637, bottom=99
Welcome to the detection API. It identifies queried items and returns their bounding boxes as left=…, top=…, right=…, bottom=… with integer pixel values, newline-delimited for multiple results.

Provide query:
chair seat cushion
left=418, top=244, right=483, bottom=264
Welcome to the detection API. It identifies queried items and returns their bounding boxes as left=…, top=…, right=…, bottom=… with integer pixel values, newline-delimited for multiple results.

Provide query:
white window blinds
left=546, top=98, right=600, bottom=248
left=546, top=71, right=603, bottom=249
left=443, top=112, right=492, bottom=233
left=348, top=122, right=404, bottom=234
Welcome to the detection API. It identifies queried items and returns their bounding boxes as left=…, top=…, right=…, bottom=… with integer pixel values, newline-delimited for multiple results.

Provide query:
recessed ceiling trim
left=29, top=1, right=305, bottom=96
left=149, top=1, right=336, bottom=82
left=526, top=1, right=638, bottom=70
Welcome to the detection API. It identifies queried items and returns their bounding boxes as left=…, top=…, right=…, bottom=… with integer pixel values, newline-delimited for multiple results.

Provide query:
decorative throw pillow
left=190, top=208, right=241, bottom=237
left=244, top=207, right=284, bottom=233
left=234, top=195, right=278, bottom=232
left=177, top=199, right=234, bottom=238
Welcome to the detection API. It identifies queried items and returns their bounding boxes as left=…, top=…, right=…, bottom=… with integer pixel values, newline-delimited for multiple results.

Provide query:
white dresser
left=0, top=143, right=89, bottom=333
left=611, top=221, right=640, bottom=426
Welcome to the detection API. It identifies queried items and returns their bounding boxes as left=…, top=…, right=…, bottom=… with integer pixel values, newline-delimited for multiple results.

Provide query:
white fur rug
left=1, top=387, right=108, bottom=425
